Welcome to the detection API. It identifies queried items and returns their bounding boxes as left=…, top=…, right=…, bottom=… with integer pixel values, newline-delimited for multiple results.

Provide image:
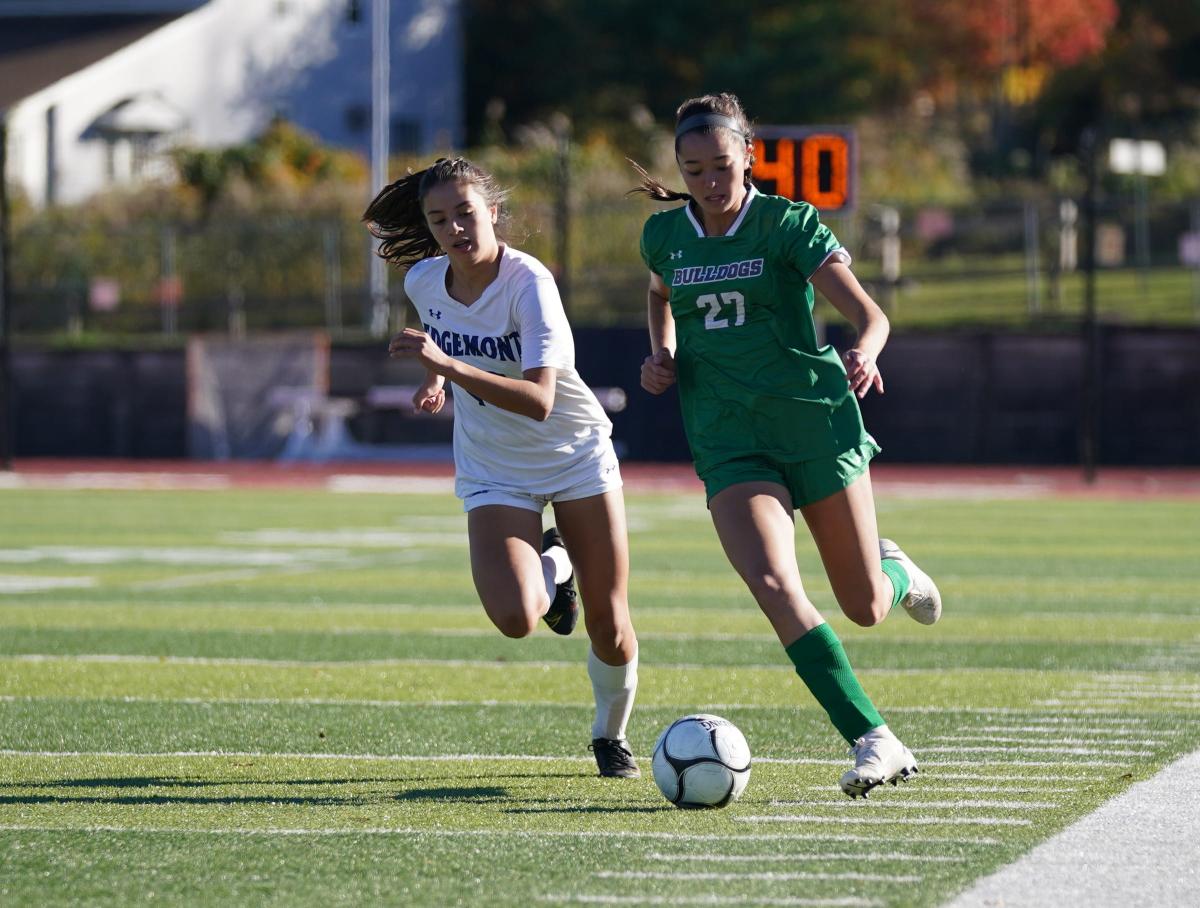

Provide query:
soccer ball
left=651, top=714, right=751, bottom=809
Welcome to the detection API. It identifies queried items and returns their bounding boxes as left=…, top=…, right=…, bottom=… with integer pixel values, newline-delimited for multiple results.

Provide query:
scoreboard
left=751, top=126, right=856, bottom=212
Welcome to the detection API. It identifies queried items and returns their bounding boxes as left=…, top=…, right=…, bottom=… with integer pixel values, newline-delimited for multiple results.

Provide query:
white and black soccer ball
left=651, top=713, right=751, bottom=809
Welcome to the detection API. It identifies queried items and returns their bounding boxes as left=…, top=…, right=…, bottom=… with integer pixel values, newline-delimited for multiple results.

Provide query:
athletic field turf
left=2, top=475, right=1198, bottom=906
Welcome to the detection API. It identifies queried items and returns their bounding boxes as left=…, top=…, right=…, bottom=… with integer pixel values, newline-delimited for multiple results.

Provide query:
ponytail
left=363, top=157, right=510, bottom=269
left=626, top=158, right=691, bottom=203
left=627, top=92, right=755, bottom=205
left=363, top=169, right=439, bottom=269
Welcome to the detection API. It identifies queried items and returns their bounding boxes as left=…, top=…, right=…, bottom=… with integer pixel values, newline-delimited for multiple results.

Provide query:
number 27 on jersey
left=697, top=291, right=746, bottom=330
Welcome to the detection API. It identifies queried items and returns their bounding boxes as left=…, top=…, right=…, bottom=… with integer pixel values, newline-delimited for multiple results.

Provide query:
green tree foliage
left=464, top=0, right=876, bottom=142
left=1026, top=1, right=1200, bottom=163
left=11, top=121, right=372, bottom=334
left=462, top=0, right=1168, bottom=193
left=172, top=118, right=367, bottom=213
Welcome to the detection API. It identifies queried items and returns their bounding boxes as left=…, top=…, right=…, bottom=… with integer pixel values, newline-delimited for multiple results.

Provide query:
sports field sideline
left=1, top=461, right=1198, bottom=906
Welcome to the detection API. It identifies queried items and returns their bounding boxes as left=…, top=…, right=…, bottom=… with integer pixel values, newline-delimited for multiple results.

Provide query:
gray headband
left=674, top=113, right=746, bottom=140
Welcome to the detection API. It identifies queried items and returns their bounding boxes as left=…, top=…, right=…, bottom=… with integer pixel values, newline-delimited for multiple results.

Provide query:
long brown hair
left=363, top=157, right=511, bottom=269
left=629, top=92, right=756, bottom=202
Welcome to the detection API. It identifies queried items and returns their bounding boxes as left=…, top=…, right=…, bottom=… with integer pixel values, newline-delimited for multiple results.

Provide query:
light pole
left=368, top=0, right=390, bottom=337
left=1079, top=127, right=1100, bottom=484
left=0, top=114, right=12, bottom=471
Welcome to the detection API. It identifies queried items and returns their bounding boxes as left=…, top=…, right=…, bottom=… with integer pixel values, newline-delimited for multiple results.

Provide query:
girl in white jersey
left=364, top=157, right=640, bottom=778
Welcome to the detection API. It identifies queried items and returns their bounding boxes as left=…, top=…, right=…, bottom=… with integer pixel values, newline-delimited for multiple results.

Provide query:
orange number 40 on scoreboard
left=751, top=126, right=856, bottom=212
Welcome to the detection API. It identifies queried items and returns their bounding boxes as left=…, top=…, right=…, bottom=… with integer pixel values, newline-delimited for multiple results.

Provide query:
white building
left=0, top=0, right=463, bottom=206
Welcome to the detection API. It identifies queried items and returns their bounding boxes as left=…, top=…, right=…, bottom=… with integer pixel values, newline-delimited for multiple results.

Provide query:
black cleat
left=541, top=527, right=578, bottom=636
left=589, top=738, right=641, bottom=778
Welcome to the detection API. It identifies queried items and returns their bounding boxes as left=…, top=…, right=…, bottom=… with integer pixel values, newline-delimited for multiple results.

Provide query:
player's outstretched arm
left=811, top=261, right=889, bottom=399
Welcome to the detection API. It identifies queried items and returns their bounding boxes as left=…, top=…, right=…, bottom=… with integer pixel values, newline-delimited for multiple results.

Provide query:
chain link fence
left=10, top=189, right=1200, bottom=337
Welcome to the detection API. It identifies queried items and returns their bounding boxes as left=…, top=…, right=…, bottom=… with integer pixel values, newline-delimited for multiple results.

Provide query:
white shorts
left=458, top=442, right=623, bottom=513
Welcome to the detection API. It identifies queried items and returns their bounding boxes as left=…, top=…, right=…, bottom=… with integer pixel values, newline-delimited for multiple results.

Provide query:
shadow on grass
left=396, top=785, right=509, bottom=802
left=0, top=775, right=413, bottom=807
left=1, top=794, right=365, bottom=806
left=502, top=805, right=671, bottom=815
left=0, top=777, right=405, bottom=790
left=452, top=772, right=582, bottom=781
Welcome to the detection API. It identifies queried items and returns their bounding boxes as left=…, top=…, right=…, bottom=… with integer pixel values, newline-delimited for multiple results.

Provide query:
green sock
left=880, top=559, right=910, bottom=609
left=785, top=623, right=884, bottom=744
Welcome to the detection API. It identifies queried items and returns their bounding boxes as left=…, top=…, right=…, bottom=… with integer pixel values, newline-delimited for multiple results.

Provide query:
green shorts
left=700, top=438, right=881, bottom=509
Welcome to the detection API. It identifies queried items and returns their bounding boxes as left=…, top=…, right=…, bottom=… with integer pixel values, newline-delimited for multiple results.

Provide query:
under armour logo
left=429, top=308, right=442, bottom=320
left=669, top=250, right=684, bottom=260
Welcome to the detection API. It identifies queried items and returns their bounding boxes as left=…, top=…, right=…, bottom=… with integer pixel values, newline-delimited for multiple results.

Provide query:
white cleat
left=880, top=538, right=942, bottom=626
left=839, top=726, right=918, bottom=799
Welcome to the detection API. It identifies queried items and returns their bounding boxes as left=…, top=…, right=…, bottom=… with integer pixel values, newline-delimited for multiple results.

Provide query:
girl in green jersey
left=633, top=93, right=942, bottom=798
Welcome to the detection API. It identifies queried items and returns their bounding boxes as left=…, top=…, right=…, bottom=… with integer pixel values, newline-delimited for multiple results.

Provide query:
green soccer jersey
left=639, top=187, right=871, bottom=474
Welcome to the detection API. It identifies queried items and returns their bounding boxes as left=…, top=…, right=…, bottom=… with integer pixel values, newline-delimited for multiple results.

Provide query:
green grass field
left=2, top=485, right=1199, bottom=906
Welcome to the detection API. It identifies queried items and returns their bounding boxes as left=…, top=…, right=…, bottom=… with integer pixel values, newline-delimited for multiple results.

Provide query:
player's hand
left=388, top=327, right=449, bottom=372
left=641, top=349, right=677, bottom=395
left=843, top=348, right=884, bottom=398
left=411, top=381, right=445, bottom=415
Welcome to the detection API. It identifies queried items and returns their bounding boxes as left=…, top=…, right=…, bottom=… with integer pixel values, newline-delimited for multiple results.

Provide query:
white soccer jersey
left=404, top=246, right=614, bottom=497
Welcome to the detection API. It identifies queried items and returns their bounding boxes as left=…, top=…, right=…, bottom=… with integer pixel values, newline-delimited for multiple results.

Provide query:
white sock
left=541, top=545, right=572, bottom=600
left=588, top=647, right=638, bottom=741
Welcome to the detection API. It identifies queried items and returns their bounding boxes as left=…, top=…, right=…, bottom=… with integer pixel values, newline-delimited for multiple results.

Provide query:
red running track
left=4, top=459, right=1200, bottom=499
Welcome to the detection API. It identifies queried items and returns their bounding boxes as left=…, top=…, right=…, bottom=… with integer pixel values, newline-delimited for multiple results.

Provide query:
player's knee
left=846, top=596, right=890, bottom=628
left=488, top=599, right=542, bottom=638
left=494, top=613, right=539, bottom=638
left=586, top=610, right=635, bottom=653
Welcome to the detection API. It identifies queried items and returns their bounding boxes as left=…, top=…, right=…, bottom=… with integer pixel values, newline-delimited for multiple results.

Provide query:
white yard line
left=1077, top=682, right=1200, bottom=692
left=7, top=618, right=1189, bottom=648
left=0, top=576, right=97, bottom=593
left=0, top=472, right=232, bottom=491
left=927, top=734, right=1171, bottom=746
left=0, top=546, right=354, bottom=567
left=944, top=725, right=1171, bottom=736
left=769, top=799, right=1058, bottom=810
left=962, top=716, right=1159, bottom=725
left=1078, top=688, right=1200, bottom=697
left=736, top=815, right=1032, bottom=827
left=540, top=896, right=882, bottom=907
left=130, top=566, right=314, bottom=591
left=0, top=694, right=595, bottom=709
left=0, top=653, right=1140, bottom=678
left=942, top=747, right=1200, bottom=908
left=0, top=749, right=1116, bottom=770
left=920, top=744, right=1154, bottom=757
left=918, top=772, right=1085, bottom=782
left=1, top=653, right=591, bottom=670
left=858, top=707, right=1162, bottom=718
left=0, top=749, right=593, bottom=762
left=0, top=824, right=996, bottom=845
left=758, top=757, right=1119, bottom=768
left=219, top=529, right=465, bottom=547
left=595, top=870, right=921, bottom=883
left=0, top=694, right=588, bottom=709
left=327, top=476, right=455, bottom=494
left=1035, top=698, right=1200, bottom=709
left=805, top=784, right=1070, bottom=794
left=0, top=599, right=482, bottom=612
left=0, top=694, right=1184, bottom=733
left=646, top=853, right=967, bottom=863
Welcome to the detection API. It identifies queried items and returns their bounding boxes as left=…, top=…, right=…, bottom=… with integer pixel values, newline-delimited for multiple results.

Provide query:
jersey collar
left=685, top=185, right=759, bottom=238
left=436, top=244, right=508, bottom=309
